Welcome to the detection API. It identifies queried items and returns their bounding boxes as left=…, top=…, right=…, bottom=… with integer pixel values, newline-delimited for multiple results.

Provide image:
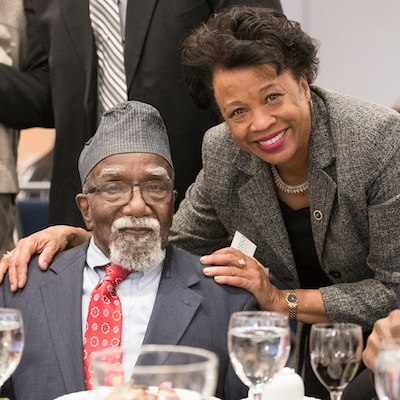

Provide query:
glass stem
left=330, top=391, right=343, bottom=400
left=250, top=384, right=263, bottom=400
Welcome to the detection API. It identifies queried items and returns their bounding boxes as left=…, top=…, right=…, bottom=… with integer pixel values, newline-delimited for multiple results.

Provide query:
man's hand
left=363, top=309, right=400, bottom=371
left=0, top=226, right=89, bottom=291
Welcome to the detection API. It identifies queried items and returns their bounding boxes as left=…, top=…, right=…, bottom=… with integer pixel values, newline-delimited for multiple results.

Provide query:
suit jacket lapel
left=143, top=246, right=203, bottom=348
left=124, top=0, right=158, bottom=92
left=59, top=0, right=94, bottom=73
left=40, top=246, right=88, bottom=392
left=59, top=0, right=97, bottom=131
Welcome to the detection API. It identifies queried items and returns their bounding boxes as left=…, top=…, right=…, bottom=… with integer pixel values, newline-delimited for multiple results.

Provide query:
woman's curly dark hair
left=182, top=6, right=319, bottom=111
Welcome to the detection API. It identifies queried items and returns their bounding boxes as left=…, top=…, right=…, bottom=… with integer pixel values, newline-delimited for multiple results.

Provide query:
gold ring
left=237, top=259, right=247, bottom=269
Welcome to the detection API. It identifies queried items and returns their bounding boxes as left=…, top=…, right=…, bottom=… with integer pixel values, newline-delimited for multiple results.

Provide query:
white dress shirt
left=82, top=238, right=163, bottom=372
left=118, top=0, right=127, bottom=41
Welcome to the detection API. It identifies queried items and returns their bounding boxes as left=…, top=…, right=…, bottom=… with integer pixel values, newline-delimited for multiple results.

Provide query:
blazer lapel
left=308, top=91, right=337, bottom=261
left=124, top=0, right=158, bottom=92
left=309, top=166, right=337, bottom=262
left=143, top=247, right=203, bottom=348
left=40, top=249, right=87, bottom=392
left=235, top=152, right=299, bottom=284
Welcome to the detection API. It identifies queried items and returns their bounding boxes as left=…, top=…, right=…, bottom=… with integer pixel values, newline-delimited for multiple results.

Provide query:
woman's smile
left=256, top=128, right=288, bottom=152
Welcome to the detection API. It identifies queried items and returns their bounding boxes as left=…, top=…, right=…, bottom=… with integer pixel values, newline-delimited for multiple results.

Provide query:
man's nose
left=122, top=188, right=152, bottom=217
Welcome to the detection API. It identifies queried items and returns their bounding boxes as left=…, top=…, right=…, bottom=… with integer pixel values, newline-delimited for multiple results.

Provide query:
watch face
left=288, top=294, right=297, bottom=303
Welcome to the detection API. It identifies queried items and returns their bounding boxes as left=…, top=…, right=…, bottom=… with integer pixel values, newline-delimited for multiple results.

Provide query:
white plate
left=55, top=389, right=220, bottom=399
left=241, top=398, right=319, bottom=400
left=54, top=392, right=95, bottom=400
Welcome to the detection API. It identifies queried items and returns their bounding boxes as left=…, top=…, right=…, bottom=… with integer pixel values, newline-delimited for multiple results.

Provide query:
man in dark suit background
left=0, top=101, right=258, bottom=400
left=0, top=0, right=282, bottom=227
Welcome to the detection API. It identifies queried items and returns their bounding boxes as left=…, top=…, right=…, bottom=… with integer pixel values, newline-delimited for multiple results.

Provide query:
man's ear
left=76, top=193, right=94, bottom=230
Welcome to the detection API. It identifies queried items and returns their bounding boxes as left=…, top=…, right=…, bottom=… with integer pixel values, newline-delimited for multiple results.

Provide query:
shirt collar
left=86, top=237, right=165, bottom=284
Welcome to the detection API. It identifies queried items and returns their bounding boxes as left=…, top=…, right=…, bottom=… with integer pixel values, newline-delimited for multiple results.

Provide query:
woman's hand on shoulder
left=0, top=225, right=89, bottom=291
left=201, top=247, right=285, bottom=312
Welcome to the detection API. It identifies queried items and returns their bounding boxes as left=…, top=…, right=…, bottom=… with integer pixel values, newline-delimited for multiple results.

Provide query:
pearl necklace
left=270, top=164, right=309, bottom=194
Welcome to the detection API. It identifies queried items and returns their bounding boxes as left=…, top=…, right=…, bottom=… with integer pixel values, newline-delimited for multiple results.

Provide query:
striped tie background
left=89, top=0, right=128, bottom=116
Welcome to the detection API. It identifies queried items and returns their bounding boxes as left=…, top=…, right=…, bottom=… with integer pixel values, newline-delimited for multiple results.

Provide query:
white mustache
left=111, top=216, right=161, bottom=232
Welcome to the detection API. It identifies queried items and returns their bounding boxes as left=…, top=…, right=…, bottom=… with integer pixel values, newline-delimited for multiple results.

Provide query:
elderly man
left=0, top=101, right=257, bottom=400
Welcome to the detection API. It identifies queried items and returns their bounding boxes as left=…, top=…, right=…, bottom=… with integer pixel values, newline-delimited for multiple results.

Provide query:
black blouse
left=278, top=200, right=331, bottom=289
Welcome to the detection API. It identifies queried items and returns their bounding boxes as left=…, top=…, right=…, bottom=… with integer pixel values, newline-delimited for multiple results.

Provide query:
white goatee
left=108, top=216, right=165, bottom=272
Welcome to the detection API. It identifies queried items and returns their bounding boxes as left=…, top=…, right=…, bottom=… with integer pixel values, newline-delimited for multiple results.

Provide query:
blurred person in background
left=393, top=98, right=400, bottom=113
left=0, top=0, right=27, bottom=255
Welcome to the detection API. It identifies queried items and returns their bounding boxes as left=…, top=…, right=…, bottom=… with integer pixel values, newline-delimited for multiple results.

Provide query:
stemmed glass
left=375, top=338, right=400, bottom=400
left=0, top=308, right=24, bottom=388
left=309, top=323, right=363, bottom=400
left=227, top=311, right=291, bottom=400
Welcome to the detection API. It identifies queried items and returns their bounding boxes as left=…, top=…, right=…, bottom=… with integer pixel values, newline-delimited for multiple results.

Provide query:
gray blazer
left=170, top=85, right=400, bottom=331
left=0, top=243, right=257, bottom=400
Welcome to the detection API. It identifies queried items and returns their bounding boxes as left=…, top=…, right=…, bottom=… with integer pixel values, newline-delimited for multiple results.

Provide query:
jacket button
left=329, top=270, right=342, bottom=279
left=313, top=210, right=323, bottom=220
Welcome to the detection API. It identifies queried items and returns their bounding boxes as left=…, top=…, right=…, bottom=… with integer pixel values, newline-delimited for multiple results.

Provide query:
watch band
left=286, top=289, right=298, bottom=321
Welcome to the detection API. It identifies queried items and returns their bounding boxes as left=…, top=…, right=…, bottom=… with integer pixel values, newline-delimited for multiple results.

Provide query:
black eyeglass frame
left=84, top=180, right=175, bottom=206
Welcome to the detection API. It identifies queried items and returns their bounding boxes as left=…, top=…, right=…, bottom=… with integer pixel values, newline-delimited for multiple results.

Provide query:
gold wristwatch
left=286, top=289, right=298, bottom=321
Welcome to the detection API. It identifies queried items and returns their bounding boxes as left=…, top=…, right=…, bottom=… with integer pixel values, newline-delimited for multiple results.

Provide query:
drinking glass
left=375, top=338, right=400, bottom=400
left=227, top=311, right=291, bottom=400
left=309, top=323, right=363, bottom=400
left=91, top=344, right=219, bottom=399
left=0, top=308, right=24, bottom=388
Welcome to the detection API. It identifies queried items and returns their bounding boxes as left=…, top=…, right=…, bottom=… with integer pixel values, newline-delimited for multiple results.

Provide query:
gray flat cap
left=78, top=101, right=173, bottom=185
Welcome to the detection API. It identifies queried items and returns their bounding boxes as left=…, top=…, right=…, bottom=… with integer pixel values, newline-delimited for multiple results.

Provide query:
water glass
left=375, top=338, right=400, bottom=400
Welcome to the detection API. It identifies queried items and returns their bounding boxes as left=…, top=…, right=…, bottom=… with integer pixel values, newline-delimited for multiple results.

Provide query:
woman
left=170, top=6, right=400, bottom=397
left=171, top=5, right=400, bottom=328
left=2, top=6, right=400, bottom=398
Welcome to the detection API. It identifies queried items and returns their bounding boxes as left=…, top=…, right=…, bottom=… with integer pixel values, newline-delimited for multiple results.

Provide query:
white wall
left=280, top=0, right=400, bottom=108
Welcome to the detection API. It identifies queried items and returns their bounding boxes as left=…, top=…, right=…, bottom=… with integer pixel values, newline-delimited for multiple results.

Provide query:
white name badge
left=230, top=231, right=269, bottom=275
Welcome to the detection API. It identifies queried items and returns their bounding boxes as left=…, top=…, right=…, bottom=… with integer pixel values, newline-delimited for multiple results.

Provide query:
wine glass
left=227, top=311, right=291, bottom=400
left=375, top=338, right=400, bottom=400
left=0, top=308, right=24, bottom=388
left=91, top=344, right=219, bottom=399
left=309, top=323, right=363, bottom=400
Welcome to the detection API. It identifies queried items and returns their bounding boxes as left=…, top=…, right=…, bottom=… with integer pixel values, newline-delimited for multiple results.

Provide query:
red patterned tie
left=84, top=264, right=131, bottom=389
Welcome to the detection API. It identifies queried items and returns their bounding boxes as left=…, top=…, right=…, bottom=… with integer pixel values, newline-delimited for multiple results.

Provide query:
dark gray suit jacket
left=170, top=85, right=400, bottom=332
left=0, top=243, right=258, bottom=400
left=0, top=0, right=282, bottom=227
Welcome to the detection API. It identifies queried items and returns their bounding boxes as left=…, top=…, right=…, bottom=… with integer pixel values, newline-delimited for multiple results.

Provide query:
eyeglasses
left=85, top=180, right=174, bottom=206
